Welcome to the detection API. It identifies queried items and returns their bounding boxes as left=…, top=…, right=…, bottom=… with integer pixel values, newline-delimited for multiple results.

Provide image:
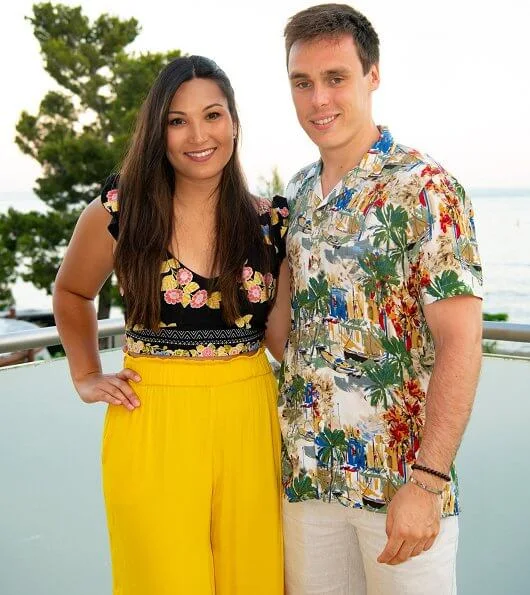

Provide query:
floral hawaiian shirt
left=279, top=127, right=483, bottom=516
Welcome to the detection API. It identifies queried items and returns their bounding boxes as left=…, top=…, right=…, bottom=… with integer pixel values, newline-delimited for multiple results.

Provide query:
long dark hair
left=114, top=56, right=270, bottom=329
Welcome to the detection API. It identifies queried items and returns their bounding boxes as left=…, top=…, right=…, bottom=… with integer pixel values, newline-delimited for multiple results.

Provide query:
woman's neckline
left=166, top=250, right=219, bottom=281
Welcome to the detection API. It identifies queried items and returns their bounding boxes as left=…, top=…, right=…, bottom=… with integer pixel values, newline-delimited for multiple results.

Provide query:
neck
left=320, top=120, right=380, bottom=194
left=174, top=174, right=221, bottom=211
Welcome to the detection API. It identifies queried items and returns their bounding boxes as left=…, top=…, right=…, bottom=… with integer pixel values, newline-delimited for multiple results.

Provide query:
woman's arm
left=264, top=260, right=291, bottom=362
left=53, top=199, right=140, bottom=409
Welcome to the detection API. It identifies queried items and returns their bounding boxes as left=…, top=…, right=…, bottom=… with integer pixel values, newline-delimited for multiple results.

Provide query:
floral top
left=279, top=127, right=483, bottom=516
left=101, top=175, right=288, bottom=357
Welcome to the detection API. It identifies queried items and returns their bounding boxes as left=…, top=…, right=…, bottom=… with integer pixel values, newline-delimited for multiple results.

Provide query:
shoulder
left=390, top=143, right=457, bottom=187
left=252, top=195, right=289, bottom=222
left=284, top=161, right=320, bottom=204
left=101, top=173, right=120, bottom=215
left=252, top=195, right=273, bottom=216
left=100, top=173, right=120, bottom=239
left=385, top=143, right=465, bottom=208
left=286, top=161, right=319, bottom=188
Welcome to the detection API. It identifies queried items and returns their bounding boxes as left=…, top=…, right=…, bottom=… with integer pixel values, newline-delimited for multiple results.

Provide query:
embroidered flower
left=264, top=272, right=274, bottom=287
left=106, top=189, right=118, bottom=203
left=279, top=207, right=289, bottom=218
left=242, top=266, right=254, bottom=282
left=247, top=284, right=262, bottom=303
left=164, top=288, right=183, bottom=305
left=190, top=289, right=208, bottom=308
left=201, top=346, right=214, bottom=357
left=177, top=268, right=193, bottom=285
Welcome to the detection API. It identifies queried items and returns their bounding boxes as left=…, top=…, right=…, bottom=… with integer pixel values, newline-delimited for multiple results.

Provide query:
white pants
left=284, top=500, right=458, bottom=595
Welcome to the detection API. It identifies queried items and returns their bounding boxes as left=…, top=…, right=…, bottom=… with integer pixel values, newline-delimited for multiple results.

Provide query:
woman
left=53, top=56, right=290, bottom=594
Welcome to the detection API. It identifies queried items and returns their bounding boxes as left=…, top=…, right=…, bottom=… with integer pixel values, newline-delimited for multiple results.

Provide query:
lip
left=184, top=147, right=217, bottom=162
left=310, top=114, right=339, bottom=131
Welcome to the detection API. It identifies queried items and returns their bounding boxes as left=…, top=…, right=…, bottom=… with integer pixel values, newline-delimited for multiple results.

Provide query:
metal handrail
left=482, top=321, right=530, bottom=342
left=0, top=318, right=125, bottom=354
left=0, top=318, right=529, bottom=355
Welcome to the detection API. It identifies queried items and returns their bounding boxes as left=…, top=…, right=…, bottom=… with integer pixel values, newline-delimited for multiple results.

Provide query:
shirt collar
left=354, top=125, right=395, bottom=178
left=304, top=126, right=395, bottom=187
left=304, top=126, right=395, bottom=209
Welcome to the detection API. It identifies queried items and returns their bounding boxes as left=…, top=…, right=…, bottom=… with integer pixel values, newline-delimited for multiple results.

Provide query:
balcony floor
left=1, top=351, right=529, bottom=594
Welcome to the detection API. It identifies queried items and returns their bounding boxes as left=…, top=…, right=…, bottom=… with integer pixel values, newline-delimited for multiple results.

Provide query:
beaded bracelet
left=411, top=463, right=451, bottom=483
left=409, top=476, right=443, bottom=496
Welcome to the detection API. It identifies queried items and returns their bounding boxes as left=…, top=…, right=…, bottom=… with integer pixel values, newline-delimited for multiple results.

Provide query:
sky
left=1, top=0, right=529, bottom=195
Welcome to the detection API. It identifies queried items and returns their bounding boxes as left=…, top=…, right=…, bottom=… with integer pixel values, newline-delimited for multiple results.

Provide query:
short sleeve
left=100, top=173, right=120, bottom=240
left=270, top=195, right=289, bottom=261
left=408, top=173, right=483, bottom=306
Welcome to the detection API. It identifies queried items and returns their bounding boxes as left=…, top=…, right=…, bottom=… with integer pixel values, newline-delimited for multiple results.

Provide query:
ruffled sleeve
left=100, top=173, right=120, bottom=240
left=270, top=195, right=289, bottom=261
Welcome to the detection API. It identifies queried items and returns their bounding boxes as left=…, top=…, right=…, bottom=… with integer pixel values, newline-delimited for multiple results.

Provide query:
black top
left=101, top=175, right=289, bottom=357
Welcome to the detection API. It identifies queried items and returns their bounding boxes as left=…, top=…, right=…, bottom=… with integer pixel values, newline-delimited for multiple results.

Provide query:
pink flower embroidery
left=247, top=285, right=262, bottom=303
left=242, top=266, right=254, bottom=282
left=264, top=272, right=274, bottom=287
left=177, top=268, right=193, bottom=285
left=191, top=289, right=208, bottom=308
left=106, top=189, right=118, bottom=202
left=279, top=207, right=289, bottom=218
left=201, top=346, right=214, bottom=357
left=164, top=289, right=183, bottom=305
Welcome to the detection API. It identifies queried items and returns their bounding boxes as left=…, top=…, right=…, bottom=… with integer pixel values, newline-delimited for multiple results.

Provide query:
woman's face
left=166, top=78, right=235, bottom=185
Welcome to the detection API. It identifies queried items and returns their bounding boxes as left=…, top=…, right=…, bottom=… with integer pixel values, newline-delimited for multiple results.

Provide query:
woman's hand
left=74, top=369, right=141, bottom=411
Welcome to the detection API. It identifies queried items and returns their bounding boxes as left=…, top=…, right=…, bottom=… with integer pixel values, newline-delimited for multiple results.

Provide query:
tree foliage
left=257, top=166, right=284, bottom=198
left=0, top=2, right=181, bottom=314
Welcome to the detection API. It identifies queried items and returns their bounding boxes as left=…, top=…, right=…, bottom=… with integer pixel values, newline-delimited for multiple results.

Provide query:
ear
left=368, top=64, right=380, bottom=91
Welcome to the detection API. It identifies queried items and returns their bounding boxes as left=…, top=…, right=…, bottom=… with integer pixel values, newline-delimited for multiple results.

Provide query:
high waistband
left=123, top=348, right=273, bottom=387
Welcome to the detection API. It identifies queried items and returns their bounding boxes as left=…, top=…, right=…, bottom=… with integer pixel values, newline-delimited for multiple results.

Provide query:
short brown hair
left=284, top=4, right=379, bottom=74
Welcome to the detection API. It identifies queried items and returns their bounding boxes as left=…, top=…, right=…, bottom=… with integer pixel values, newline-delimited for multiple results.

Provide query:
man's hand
left=377, top=482, right=442, bottom=565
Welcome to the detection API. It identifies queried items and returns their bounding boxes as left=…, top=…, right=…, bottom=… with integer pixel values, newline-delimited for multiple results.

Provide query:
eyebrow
left=168, top=103, right=225, bottom=115
left=289, top=68, right=350, bottom=80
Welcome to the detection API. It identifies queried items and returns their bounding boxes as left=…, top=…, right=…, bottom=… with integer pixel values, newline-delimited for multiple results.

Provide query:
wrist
left=72, top=369, right=102, bottom=386
left=412, top=461, right=451, bottom=482
left=411, top=469, right=447, bottom=491
left=409, top=475, right=444, bottom=496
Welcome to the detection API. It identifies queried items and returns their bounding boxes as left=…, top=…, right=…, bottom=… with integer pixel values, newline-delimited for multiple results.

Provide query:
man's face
left=288, top=34, right=379, bottom=152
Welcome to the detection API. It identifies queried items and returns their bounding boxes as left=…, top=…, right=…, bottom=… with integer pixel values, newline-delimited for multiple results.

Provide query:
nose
left=188, top=120, right=207, bottom=145
left=311, top=83, right=330, bottom=109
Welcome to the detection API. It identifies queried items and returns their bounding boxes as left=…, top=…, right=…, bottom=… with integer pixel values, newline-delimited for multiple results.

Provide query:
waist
left=125, top=325, right=264, bottom=358
left=124, top=347, right=273, bottom=387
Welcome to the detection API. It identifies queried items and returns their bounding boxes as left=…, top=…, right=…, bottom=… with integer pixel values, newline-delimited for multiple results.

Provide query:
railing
left=0, top=317, right=125, bottom=354
left=0, top=318, right=530, bottom=355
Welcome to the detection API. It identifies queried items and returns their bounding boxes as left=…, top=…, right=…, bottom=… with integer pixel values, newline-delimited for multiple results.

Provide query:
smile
left=311, top=114, right=339, bottom=129
left=184, top=148, right=216, bottom=161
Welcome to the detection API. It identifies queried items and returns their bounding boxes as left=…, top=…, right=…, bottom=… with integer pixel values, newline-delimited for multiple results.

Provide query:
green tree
left=285, top=472, right=318, bottom=502
left=0, top=2, right=181, bottom=314
left=358, top=252, right=400, bottom=304
left=426, top=270, right=472, bottom=300
left=315, top=427, right=348, bottom=502
left=371, top=204, right=409, bottom=269
left=360, top=358, right=400, bottom=409
left=257, top=166, right=284, bottom=198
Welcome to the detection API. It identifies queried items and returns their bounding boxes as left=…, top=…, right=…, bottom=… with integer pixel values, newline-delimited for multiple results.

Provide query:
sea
left=1, top=188, right=529, bottom=347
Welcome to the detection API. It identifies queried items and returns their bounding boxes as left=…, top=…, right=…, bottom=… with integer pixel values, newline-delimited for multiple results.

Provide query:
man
left=279, top=4, right=483, bottom=593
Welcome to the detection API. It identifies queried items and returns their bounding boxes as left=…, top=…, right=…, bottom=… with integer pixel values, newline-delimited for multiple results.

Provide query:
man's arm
left=378, top=294, right=482, bottom=565
left=417, top=295, right=482, bottom=473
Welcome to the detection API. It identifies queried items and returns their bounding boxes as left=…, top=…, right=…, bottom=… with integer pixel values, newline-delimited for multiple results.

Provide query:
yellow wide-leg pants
left=102, top=349, right=284, bottom=594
